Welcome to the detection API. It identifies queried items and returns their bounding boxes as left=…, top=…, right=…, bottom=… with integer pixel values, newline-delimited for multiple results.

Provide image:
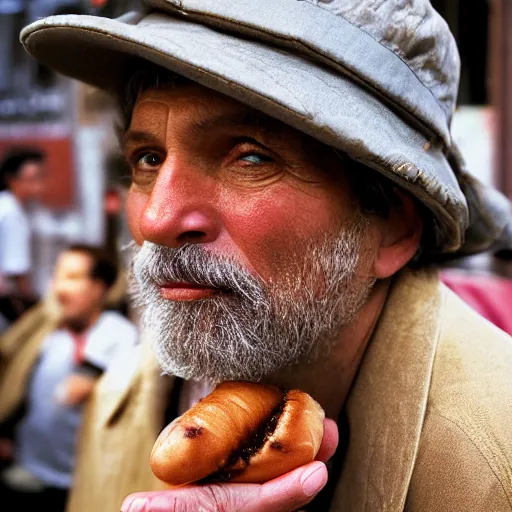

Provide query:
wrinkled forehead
left=128, top=82, right=302, bottom=144
left=132, top=83, right=246, bottom=123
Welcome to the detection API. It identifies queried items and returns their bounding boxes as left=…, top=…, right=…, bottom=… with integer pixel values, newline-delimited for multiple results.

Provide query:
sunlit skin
left=124, top=83, right=422, bottom=421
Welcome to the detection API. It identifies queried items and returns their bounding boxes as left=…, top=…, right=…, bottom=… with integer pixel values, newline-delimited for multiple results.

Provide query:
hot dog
left=150, top=381, right=324, bottom=486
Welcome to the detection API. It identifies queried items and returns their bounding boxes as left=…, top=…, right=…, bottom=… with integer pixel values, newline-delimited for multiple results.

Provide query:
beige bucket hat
left=20, top=0, right=512, bottom=258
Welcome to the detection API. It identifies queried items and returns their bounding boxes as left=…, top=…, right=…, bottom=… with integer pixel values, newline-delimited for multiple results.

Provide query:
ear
left=372, top=192, right=423, bottom=279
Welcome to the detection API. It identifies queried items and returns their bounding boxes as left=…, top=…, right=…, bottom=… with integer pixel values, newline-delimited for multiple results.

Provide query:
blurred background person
left=0, top=244, right=138, bottom=511
left=0, top=147, right=45, bottom=331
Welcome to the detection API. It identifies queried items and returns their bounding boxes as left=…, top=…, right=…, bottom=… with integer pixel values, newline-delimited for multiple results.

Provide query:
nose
left=138, top=157, right=222, bottom=248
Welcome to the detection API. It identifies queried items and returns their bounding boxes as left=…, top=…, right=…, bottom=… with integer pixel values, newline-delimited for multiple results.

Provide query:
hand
left=55, top=374, right=96, bottom=406
left=121, top=418, right=339, bottom=512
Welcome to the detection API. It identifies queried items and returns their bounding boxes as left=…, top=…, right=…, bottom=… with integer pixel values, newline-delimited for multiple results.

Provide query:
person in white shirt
left=0, top=148, right=45, bottom=330
left=0, top=244, right=138, bottom=511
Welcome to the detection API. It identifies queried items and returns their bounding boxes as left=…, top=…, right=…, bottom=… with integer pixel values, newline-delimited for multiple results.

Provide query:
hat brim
left=22, top=11, right=467, bottom=252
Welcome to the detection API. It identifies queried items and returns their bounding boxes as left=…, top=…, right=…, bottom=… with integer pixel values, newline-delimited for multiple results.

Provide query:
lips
left=159, top=282, right=220, bottom=301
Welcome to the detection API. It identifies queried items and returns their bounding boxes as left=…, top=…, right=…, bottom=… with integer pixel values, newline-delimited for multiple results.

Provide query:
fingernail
left=122, top=497, right=146, bottom=512
left=300, top=463, right=327, bottom=497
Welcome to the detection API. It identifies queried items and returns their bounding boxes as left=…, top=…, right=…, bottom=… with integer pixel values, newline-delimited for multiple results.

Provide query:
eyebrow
left=122, top=131, right=162, bottom=152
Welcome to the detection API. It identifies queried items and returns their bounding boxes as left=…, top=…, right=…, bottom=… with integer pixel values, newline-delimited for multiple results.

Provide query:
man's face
left=53, top=251, right=105, bottom=325
left=126, top=83, right=377, bottom=382
left=9, top=160, right=45, bottom=203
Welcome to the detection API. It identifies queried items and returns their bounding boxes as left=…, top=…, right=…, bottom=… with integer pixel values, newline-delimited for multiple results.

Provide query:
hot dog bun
left=150, top=381, right=324, bottom=486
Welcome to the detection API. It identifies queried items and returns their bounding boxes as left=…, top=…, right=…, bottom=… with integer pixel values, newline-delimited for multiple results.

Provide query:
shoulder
left=0, top=192, right=30, bottom=242
left=97, top=342, right=143, bottom=394
left=408, top=408, right=512, bottom=511
left=434, top=284, right=512, bottom=395
left=93, top=311, right=139, bottom=344
left=0, top=192, right=25, bottom=219
left=0, top=191, right=15, bottom=210
left=84, top=312, right=139, bottom=369
left=410, top=286, right=512, bottom=510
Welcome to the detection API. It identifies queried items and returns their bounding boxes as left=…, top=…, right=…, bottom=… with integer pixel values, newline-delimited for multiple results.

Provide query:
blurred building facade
left=0, top=0, right=140, bottom=297
left=432, top=0, right=512, bottom=277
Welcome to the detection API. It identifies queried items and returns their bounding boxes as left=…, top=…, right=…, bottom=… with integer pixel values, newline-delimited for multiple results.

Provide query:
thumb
left=257, top=461, right=328, bottom=511
left=121, top=461, right=328, bottom=512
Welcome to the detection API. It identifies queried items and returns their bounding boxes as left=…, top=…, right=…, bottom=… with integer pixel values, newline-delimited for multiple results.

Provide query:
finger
left=257, top=461, right=328, bottom=512
left=315, top=418, right=339, bottom=463
left=121, top=461, right=328, bottom=512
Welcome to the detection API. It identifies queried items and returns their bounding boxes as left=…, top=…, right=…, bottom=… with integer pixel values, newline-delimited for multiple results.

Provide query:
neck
left=264, top=278, right=390, bottom=420
left=64, top=309, right=102, bottom=334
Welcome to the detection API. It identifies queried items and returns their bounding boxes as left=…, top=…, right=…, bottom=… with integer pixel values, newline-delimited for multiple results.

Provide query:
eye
left=239, top=152, right=273, bottom=164
left=128, top=150, right=163, bottom=189
left=137, top=152, right=162, bottom=169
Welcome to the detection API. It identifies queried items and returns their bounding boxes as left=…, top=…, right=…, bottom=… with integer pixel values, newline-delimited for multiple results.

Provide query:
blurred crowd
left=0, top=1, right=511, bottom=511
left=0, top=2, right=142, bottom=509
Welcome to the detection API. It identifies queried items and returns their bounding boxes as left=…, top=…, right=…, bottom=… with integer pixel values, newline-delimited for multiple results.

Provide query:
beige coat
left=59, top=270, right=512, bottom=510
left=0, top=301, right=60, bottom=420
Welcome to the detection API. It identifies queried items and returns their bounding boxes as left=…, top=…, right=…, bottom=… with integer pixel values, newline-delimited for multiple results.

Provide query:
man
left=0, top=245, right=138, bottom=511
left=0, top=148, right=45, bottom=330
left=20, top=1, right=512, bottom=511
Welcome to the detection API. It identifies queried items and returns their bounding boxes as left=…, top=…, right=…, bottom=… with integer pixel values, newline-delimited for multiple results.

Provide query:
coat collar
left=331, top=269, right=444, bottom=511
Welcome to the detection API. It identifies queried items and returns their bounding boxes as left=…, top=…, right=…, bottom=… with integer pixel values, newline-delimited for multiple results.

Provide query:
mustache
left=129, top=241, right=266, bottom=301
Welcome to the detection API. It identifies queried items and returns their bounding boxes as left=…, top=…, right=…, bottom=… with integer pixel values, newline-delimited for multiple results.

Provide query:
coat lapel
left=85, top=269, right=444, bottom=511
left=69, top=340, right=171, bottom=512
left=331, top=269, right=444, bottom=511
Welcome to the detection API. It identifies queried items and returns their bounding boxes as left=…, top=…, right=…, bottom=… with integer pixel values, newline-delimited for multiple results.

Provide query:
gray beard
left=129, top=217, right=375, bottom=384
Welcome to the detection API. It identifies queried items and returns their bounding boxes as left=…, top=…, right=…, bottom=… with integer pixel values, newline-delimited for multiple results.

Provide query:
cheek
left=220, top=184, right=350, bottom=279
left=73, top=285, right=101, bottom=312
left=71, top=286, right=91, bottom=306
left=126, top=187, right=149, bottom=245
